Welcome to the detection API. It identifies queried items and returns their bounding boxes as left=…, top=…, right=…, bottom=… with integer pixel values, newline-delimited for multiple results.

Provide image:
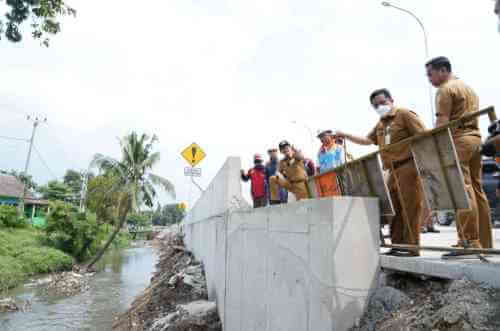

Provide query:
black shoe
left=441, top=251, right=479, bottom=259
left=427, top=227, right=440, bottom=233
left=382, top=249, right=400, bottom=256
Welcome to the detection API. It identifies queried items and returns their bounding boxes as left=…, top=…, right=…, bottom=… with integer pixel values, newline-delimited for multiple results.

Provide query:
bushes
left=0, top=256, right=24, bottom=291
left=0, top=228, right=74, bottom=291
left=45, top=201, right=101, bottom=261
left=15, top=247, right=73, bottom=274
left=44, top=201, right=131, bottom=261
left=0, top=205, right=28, bottom=228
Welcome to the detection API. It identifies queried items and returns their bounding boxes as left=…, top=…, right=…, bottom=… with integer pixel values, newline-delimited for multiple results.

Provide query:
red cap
left=254, top=154, right=263, bottom=161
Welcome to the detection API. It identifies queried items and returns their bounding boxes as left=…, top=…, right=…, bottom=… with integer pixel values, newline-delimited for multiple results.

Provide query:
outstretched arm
left=336, top=131, right=374, bottom=146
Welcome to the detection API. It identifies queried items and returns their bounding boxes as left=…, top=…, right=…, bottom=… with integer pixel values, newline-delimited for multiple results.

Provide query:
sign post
left=181, top=143, right=206, bottom=193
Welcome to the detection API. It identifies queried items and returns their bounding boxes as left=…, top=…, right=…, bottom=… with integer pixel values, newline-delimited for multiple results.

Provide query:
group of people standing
left=242, top=55, right=493, bottom=259
left=241, top=131, right=346, bottom=208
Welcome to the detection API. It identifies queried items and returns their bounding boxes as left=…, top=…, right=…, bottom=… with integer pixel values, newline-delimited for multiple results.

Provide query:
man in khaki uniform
left=426, top=57, right=493, bottom=256
left=269, top=140, right=309, bottom=201
left=337, top=89, right=426, bottom=257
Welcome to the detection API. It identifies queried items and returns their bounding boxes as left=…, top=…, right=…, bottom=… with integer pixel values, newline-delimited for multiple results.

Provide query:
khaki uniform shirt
left=368, top=107, right=426, bottom=169
left=279, top=157, right=308, bottom=182
left=435, top=78, right=481, bottom=138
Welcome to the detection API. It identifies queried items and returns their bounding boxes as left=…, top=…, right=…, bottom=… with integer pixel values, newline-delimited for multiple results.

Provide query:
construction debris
left=45, top=271, right=90, bottom=297
left=0, top=298, right=19, bottom=313
left=113, top=228, right=222, bottom=331
left=352, top=272, right=500, bottom=331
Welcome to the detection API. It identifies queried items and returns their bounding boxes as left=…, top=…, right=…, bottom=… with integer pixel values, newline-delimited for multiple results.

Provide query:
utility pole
left=20, top=115, right=47, bottom=214
left=79, top=170, right=89, bottom=212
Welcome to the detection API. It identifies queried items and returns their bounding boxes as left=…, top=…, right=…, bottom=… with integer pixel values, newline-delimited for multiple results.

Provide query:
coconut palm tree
left=86, top=132, right=175, bottom=270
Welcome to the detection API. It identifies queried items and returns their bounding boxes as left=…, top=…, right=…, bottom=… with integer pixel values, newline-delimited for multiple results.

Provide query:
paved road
left=381, top=224, right=500, bottom=259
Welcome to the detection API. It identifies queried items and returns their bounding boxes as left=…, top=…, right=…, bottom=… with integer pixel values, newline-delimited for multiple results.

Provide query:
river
left=0, top=245, right=156, bottom=331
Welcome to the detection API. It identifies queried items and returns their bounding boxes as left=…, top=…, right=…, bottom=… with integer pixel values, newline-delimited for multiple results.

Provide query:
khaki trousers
left=454, top=136, right=493, bottom=248
left=269, top=176, right=309, bottom=201
left=388, top=162, right=422, bottom=253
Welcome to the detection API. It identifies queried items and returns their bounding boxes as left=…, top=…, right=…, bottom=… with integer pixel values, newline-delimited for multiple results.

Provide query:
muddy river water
left=0, top=245, right=156, bottom=331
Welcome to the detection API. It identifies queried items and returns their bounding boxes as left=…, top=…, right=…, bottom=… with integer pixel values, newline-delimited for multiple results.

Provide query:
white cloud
left=1, top=0, right=499, bottom=207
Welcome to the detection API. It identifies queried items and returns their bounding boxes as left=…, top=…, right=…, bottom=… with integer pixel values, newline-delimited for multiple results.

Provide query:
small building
left=0, top=175, right=49, bottom=226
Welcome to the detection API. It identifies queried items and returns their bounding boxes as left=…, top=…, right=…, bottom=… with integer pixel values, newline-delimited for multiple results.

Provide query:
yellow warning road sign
left=181, top=143, right=206, bottom=167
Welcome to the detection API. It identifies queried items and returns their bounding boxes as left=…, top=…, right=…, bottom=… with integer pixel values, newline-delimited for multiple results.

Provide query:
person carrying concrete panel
left=265, top=148, right=288, bottom=205
left=316, top=129, right=345, bottom=174
left=426, top=56, right=493, bottom=255
left=336, top=88, right=426, bottom=257
left=269, top=141, right=309, bottom=202
left=241, top=154, right=268, bottom=208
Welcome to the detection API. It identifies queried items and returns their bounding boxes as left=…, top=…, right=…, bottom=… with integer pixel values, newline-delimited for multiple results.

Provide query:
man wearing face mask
left=337, top=88, right=426, bottom=257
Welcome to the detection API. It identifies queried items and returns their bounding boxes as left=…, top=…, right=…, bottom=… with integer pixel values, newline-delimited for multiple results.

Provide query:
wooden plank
left=411, top=129, right=469, bottom=211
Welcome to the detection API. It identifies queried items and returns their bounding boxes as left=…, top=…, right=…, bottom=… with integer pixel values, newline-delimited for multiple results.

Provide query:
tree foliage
left=86, top=132, right=175, bottom=270
left=0, top=205, right=28, bottom=228
left=152, top=203, right=185, bottom=226
left=38, top=180, right=71, bottom=201
left=44, top=201, right=100, bottom=261
left=85, top=174, right=120, bottom=224
left=1, top=0, right=76, bottom=46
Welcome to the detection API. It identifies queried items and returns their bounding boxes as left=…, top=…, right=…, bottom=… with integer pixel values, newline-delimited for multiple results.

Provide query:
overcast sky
left=1, top=0, right=499, bottom=208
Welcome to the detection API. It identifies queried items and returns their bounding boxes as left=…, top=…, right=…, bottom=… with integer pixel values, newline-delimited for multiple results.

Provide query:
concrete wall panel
left=182, top=157, right=380, bottom=331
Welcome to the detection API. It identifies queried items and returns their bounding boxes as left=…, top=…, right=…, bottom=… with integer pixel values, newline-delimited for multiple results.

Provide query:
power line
left=33, top=144, right=58, bottom=180
left=0, top=135, right=29, bottom=142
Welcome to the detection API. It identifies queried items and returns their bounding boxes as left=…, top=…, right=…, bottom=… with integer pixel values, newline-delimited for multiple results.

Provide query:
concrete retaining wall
left=183, top=157, right=380, bottom=331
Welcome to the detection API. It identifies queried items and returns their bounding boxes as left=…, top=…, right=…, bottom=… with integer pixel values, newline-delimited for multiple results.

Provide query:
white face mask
left=375, top=105, right=392, bottom=117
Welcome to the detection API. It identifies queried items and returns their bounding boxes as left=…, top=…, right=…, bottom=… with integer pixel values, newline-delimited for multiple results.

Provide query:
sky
left=0, top=0, right=499, bottom=208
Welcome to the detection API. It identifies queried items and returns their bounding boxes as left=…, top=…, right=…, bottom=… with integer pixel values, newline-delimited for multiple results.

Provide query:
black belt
left=393, top=157, right=413, bottom=169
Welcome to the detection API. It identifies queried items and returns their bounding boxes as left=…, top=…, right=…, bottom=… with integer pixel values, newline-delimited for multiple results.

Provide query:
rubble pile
left=113, top=229, right=221, bottom=331
left=352, top=273, right=500, bottom=331
left=0, top=297, right=19, bottom=313
left=45, top=271, right=90, bottom=297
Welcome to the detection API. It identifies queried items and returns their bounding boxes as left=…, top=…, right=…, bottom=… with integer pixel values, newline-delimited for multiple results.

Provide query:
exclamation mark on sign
left=191, top=147, right=197, bottom=164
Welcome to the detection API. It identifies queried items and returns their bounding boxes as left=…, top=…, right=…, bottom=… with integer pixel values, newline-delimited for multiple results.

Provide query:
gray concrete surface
left=183, top=157, right=381, bottom=331
left=381, top=225, right=500, bottom=287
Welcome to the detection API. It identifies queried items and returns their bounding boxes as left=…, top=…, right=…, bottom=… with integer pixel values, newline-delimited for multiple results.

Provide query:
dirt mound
left=113, top=229, right=221, bottom=331
left=352, top=273, right=500, bottom=331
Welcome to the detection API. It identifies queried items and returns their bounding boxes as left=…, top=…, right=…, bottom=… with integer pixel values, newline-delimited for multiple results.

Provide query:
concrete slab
left=381, top=225, right=500, bottom=287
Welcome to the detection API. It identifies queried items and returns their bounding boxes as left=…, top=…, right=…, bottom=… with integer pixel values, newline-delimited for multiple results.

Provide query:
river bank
left=0, top=228, right=73, bottom=291
left=0, top=227, right=132, bottom=292
left=0, top=244, right=156, bottom=330
left=114, top=229, right=221, bottom=331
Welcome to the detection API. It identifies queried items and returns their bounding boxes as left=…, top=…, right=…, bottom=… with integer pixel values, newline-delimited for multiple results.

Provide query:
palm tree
left=86, top=132, right=175, bottom=270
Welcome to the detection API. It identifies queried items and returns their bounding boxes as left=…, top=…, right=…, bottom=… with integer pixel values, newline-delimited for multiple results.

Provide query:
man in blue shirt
left=316, top=130, right=345, bottom=174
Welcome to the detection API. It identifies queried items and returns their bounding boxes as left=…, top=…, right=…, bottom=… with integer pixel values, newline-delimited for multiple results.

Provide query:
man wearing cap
left=265, top=148, right=288, bottom=204
left=317, top=130, right=345, bottom=174
left=426, top=56, right=493, bottom=255
left=241, top=154, right=268, bottom=208
left=337, top=88, right=426, bottom=257
left=269, top=141, right=309, bottom=202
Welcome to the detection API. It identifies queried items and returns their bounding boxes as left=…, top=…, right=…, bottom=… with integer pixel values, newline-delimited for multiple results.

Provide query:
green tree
left=153, top=203, right=185, bottom=225
left=85, top=174, right=120, bottom=224
left=38, top=180, right=71, bottom=201
left=1, top=0, right=76, bottom=46
left=86, top=132, right=175, bottom=270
